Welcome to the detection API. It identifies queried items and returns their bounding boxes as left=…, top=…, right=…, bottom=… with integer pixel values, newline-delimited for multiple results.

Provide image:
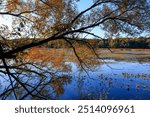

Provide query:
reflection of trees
left=66, top=43, right=101, bottom=71
left=0, top=63, right=72, bottom=99
left=50, top=75, right=72, bottom=96
left=0, top=45, right=99, bottom=99
left=0, top=47, right=74, bottom=99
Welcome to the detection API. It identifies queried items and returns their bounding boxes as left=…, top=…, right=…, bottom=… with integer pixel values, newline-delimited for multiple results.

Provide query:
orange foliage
left=7, top=0, right=21, bottom=11
left=50, top=75, right=71, bottom=96
left=23, top=47, right=65, bottom=68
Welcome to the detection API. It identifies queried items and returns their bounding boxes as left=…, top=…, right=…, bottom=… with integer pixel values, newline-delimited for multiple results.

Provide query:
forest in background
left=39, top=37, right=150, bottom=49
left=2, top=37, right=150, bottom=49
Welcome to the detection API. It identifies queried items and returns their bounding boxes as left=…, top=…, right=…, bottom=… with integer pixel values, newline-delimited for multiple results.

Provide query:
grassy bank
left=98, top=48, right=150, bottom=61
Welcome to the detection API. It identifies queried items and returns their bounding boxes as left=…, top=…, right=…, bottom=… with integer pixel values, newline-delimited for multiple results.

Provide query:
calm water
left=55, top=60, right=150, bottom=100
left=0, top=59, right=150, bottom=100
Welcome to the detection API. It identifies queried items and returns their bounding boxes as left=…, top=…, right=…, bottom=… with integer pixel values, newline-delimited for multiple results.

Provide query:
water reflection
left=54, top=61, right=150, bottom=100
left=0, top=48, right=150, bottom=100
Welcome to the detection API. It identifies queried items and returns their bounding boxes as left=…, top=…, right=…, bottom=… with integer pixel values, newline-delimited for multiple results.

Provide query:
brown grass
left=22, top=47, right=150, bottom=66
left=23, top=47, right=65, bottom=68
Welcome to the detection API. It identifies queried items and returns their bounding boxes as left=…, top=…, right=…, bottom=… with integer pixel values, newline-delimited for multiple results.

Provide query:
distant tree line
left=2, top=37, right=150, bottom=49
left=106, top=38, right=150, bottom=48
left=46, top=37, right=150, bottom=49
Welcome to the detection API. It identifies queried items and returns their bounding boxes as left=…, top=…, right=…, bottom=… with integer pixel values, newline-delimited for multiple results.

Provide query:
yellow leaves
left=7, top=0, right=21, bottom=11
left=35, top=0, right=63, bottom=15
left=5, top=0, right=75, bottom=37
left=6, top=0, right=32, bottom=14
left=30, top=0, right=65, bottom=34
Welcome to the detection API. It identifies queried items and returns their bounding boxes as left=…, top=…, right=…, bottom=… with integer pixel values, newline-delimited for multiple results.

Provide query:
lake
left=53, top=59, right=150, bottom=100
left=0, top=49, right=150, bottom=100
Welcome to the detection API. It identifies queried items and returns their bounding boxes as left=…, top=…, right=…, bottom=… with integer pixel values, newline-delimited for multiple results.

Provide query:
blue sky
left=77, top=0, right=93, bottom=11
left=77, top=0, right=105, bottom=38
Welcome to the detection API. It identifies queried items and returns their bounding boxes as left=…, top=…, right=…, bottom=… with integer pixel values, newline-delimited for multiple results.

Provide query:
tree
left=0, top=0, right=149, bottom=99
